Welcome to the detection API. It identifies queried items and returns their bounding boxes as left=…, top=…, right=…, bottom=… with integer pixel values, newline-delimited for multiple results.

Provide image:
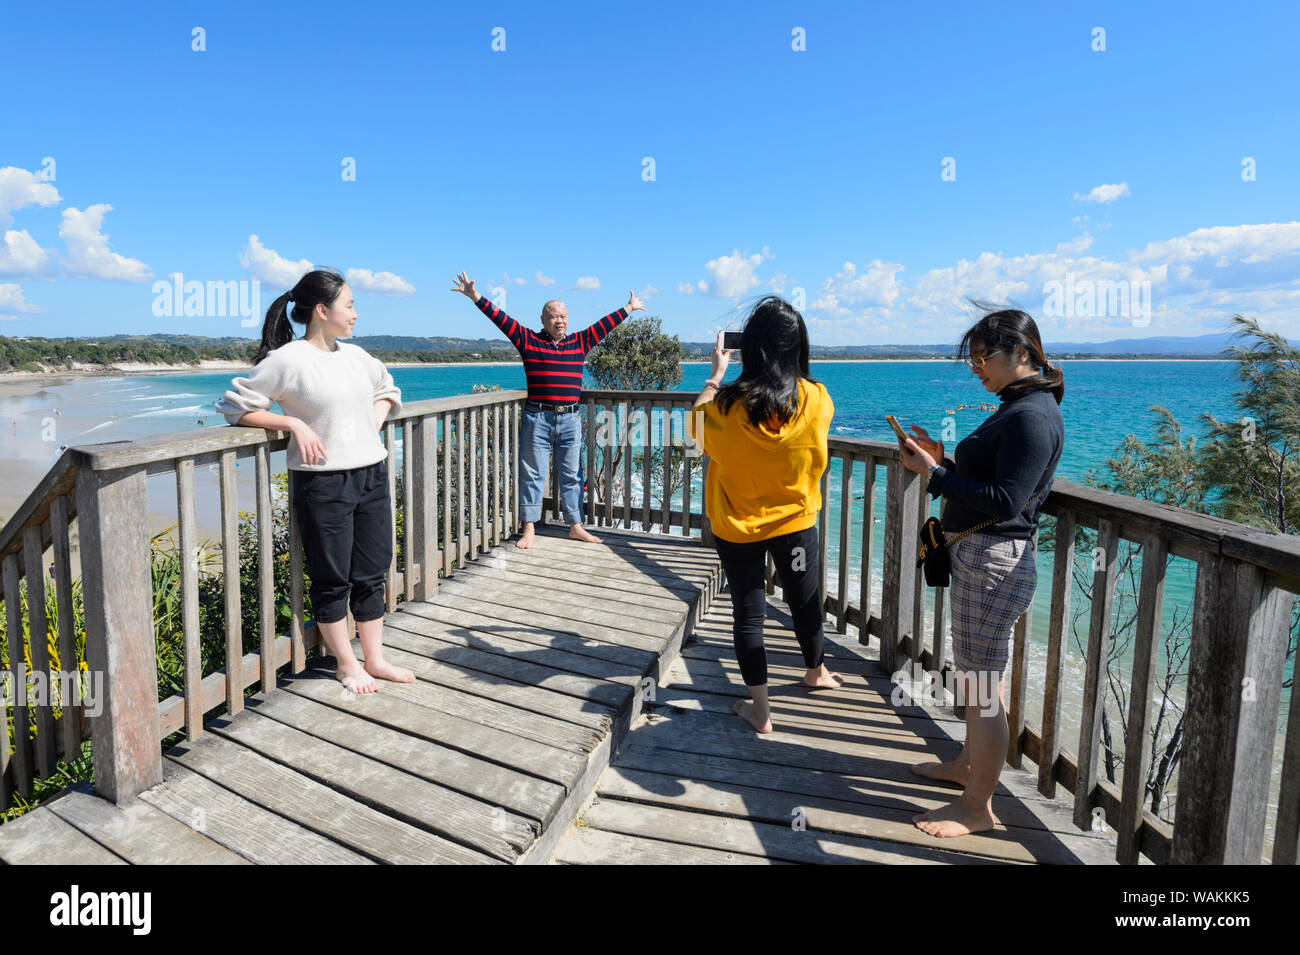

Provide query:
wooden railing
left=2, top=387, right=1297, bottom=865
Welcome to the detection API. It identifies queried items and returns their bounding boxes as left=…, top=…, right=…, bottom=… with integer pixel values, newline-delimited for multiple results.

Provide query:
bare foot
left=804, top=667, right=845, bottom=689
left=337, top=663, right=378, bottom=694
left=569, top=524, right=600, bottom=543
left=515, top=525, right=535, bottom=549
left=912, top=797, right=999, bottom=837
left=732, top=699, right=773, bottom=734
left=364, top=658, right=415, bottom=683
left=911, top=757, right=971, bottom=787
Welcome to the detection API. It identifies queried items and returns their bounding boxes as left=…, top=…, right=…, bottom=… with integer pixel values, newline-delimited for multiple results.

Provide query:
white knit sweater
left=215, top=339, right=403, bottom=471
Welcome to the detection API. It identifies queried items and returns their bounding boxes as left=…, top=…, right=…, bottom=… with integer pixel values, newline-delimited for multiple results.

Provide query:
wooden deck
left=0, top=525, right=722, bottom=864
left=553, top=598, right=1124, bottom=865
left=1, top=522, right=1123, bottom=865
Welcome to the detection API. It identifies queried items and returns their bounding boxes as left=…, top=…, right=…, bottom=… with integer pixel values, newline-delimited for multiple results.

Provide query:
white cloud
left=677, top=280, right=707, bottom=295
left=0, top=167, right=60, bottom=229
left=638, top=284, right=659, bottom=301
left=535, top=270, right=555, bottom=287
left=0, top=283, right=45, bottom=321
left=344, top=268, right=415, bottom=297
left=573, top=276, right=601, bottom=291
left=0, top=229, right=54, bottom=277
left=768, top=272, right=789, bottom=294
left=1074, top=182, right=1130, bottom=203
left=700, top=248, right=767, bottom=298
left=811, top=259, right=905, bottom=317
left=239, top=235, right=313, bottom=287
left=59, top=205, right=151, bottom=281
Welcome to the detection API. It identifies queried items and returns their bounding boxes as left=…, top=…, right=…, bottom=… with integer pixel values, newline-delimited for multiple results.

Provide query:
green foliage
left=585, top=316, right=686, bottom=392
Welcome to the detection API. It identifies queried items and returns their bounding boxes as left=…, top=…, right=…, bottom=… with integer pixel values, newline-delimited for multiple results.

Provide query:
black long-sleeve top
left=925, top=381, right=1064, bottom=544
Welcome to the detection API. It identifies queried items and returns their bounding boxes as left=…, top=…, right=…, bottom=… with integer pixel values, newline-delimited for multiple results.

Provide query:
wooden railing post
left=880, top=456, right=920, bottom=674
left=74, top=462, right=162, bottom=802
left=410, top=414, right=437, bottom=600
left=1172, top=552, right=1294, bottom=864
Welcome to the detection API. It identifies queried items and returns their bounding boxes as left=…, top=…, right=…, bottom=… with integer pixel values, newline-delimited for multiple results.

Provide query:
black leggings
left=713, top=524, right=826, bottom=686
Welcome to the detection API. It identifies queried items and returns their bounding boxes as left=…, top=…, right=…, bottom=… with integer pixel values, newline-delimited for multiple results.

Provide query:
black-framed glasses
left=964, top=349, right=1005, bottom=372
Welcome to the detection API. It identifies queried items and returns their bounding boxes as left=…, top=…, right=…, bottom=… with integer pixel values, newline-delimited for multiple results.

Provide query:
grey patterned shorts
left=948, top=531, right=1037, bottom=674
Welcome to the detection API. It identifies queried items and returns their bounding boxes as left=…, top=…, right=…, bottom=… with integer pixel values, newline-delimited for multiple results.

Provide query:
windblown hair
left=957, top=300, right=1065, bottom=404
left=251, top=268, right=347, bottom=365
left=715, top=295, right=819, bottom=428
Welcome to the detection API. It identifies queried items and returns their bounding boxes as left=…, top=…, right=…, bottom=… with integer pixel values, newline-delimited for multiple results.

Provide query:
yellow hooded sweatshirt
left=689, top=377, right=834, bottom=544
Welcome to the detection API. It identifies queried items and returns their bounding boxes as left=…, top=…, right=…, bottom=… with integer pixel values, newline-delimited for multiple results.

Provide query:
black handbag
left=916, top=493, right=1038, bottom=588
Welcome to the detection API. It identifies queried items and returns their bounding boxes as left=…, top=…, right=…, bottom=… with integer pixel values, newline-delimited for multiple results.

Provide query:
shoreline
left=0, top=356, right=1233, bottom=382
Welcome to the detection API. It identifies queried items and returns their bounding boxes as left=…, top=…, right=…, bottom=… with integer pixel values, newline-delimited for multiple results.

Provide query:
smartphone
left=885, top=414, right=909, bottom=443
left=722, top=331, right=742, bottom=350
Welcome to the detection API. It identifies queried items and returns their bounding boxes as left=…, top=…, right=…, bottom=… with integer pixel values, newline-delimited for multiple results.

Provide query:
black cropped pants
left=713, top=524, right=826, bottom=687
left=290, top=460, right=392, bottom=625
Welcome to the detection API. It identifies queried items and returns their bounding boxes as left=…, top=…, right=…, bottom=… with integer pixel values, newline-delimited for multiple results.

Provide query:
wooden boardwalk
left=0, top=525, right=722, bottom=864
left=553, top=598, right=1124, bottom=865
left=1, top=523, right=1122, bottom=865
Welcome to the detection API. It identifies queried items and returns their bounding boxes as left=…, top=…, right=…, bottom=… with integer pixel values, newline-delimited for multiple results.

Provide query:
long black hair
left=251, top=268, right=347, bottom=365
left=715, top=295, right=819, bottom=427
left=957, top=300, right=1065, bottom=404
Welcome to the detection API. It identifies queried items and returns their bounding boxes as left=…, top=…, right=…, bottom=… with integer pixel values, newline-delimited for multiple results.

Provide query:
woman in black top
left=897, top=308, right=1065, bottom=838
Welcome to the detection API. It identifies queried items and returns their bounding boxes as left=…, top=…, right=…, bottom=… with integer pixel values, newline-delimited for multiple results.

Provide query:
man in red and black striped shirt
left=452, top=271, right=645, bottom=548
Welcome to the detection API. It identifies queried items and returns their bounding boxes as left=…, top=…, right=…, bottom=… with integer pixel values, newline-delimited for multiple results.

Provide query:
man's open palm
left=451, top=271, right=478, bottom=299
left=626, top=290, right=645, bottom=313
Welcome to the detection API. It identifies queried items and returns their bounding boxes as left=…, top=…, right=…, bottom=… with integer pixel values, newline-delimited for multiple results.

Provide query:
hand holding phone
left=885, top=414, right=909, bottom=443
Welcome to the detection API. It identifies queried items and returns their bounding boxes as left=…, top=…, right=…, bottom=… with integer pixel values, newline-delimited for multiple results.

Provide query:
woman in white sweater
left=215, top=268, right=413, bottom=694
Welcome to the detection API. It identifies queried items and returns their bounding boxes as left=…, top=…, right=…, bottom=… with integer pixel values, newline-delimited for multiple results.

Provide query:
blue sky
left=2, top=0, right=1298, bottom=345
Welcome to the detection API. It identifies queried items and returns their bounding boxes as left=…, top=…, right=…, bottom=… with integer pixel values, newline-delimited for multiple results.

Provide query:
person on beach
left=687, top=296, right=842, bottom=734
left=214, top=268, right=414, bottom=695
left=450, top=270, right=645, bottom=549
left=897, top=307, right=1065, bottom=837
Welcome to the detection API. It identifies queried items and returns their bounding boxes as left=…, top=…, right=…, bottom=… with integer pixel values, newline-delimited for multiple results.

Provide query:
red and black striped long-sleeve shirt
left=475, top=296, right=629, bottom=404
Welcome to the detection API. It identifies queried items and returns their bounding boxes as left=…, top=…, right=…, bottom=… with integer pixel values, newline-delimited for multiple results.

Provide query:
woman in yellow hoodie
left=688, top=296, right=840, bottom=734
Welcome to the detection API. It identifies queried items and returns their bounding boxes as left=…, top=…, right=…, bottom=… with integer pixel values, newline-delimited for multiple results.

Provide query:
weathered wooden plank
left=450, top=561, right=689, bottom=614
left=45, top=785, right=250, bottom=864
left=1074, top=518, right=1119, bottom=830
left=412, top=590, right=671, bottom=656
left=433, top=572, right=679, bottom=635
left=552, top=823, right=777, bottom=865
left=165, top=729, right=497, bottom=864
left=48, top=494, right=82, bottom=765
left=1006, top=522, right=1038, bottom=769
left=381, top=610, right=647, bottom=686
left=0, top=804, right=126, bottom=864
left=21, top=525, right=56, bottom=778
left=1172, top=552, right=1295, bottom=863
left=255, top=444, right=275, bottom=694
left=287, top=464, right=306, bottom=671
left=284, top=666, right=586, bottom=788
left=219, top=448, right=243, bottom=714
left=3, top=553, right=33, bottom=798
left=360, top=641, right=615, bottom=733
left=879, top=458, right=920, bottom=672
left=74, top=463, right=162, bottom=801
left=139, top=759, right=374, bottom=864
left=1038, top=509, right=1075, bottom=798
left=175, top=458, right=203, bottom=739
left=859, top=458, right=877, bottom=647
left=394, top=600, right=655, bottom=670
left=1117, top=535, right=1167, bottom=864
left=485, top=542, right=711, bottom=596
left=209, top=706, right=533, bottom=861
left=599, top=764, right=1097, bottom=864
left=373, top=624, right=632, bottom=710
left=579, top=797, right=1009, bottom=865
left=243, top=686, right=560, bottom=827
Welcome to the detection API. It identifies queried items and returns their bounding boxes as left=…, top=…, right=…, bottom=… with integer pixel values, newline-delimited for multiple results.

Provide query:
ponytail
left=249, top=268, right=347, bottom=365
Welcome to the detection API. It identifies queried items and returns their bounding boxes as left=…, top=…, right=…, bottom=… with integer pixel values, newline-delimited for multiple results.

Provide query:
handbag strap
left=941, top=492, right=1039, bottom=549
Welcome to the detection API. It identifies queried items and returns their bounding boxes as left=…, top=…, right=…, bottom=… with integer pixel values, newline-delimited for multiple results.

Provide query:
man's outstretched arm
left=578, top=289, right=645, bottom=351
left=451, top=270, right=528, bottom=350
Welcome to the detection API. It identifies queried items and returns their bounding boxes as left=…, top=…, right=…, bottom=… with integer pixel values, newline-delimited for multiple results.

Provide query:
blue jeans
left=519, top=403, right=584, bottom=525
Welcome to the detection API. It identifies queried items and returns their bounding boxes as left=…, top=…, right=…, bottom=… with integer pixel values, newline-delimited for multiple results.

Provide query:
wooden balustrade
left=1, top=386, right=1297, bottom=865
